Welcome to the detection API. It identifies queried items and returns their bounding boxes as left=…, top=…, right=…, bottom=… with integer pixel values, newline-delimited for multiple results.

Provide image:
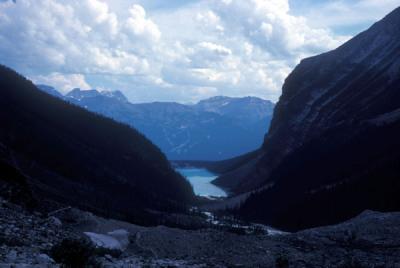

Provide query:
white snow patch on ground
left=84, top=229, right=130, bottom=250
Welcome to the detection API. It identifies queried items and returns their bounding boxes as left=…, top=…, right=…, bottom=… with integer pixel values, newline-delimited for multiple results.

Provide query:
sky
left=0, top=0, right=399, bottom=103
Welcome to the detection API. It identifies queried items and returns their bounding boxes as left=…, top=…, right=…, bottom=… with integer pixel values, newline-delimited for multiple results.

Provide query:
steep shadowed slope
left=231, top=7, right=400, bottom=230
left=0, top=65, right=194, bottom=225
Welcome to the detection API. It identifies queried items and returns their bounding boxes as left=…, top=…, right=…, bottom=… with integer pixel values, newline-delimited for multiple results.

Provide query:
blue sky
left=0, top=0, right=399, bottom=103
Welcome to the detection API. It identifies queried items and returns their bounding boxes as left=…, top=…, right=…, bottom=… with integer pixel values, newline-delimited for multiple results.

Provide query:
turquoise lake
left=177, top=168, right=227, bottom=198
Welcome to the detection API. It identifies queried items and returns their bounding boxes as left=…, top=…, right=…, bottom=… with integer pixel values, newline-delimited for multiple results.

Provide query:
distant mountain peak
left=101, top=90, right=128, bottom=102
left=195, top=95, right=274, bottom=121
left=198, top=95, right=272, bottom=105
left=65, top=88, right=129, bottom=102
left=202, top=96, right=232, bottom=101
left=66, top=88, right=101, bottom=100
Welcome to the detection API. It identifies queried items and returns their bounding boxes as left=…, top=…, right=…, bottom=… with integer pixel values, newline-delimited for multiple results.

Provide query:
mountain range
left=37, top=85, right=275, bottom=161
left=213, top=7, right=400, bottom=231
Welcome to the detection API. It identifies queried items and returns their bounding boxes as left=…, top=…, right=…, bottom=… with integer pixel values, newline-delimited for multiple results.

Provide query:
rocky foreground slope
left=1, top=196, right=399, bottom=267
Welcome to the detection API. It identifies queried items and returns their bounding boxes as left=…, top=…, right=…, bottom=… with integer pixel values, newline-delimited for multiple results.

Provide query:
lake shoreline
left=176, top=168, right=228, bottom=198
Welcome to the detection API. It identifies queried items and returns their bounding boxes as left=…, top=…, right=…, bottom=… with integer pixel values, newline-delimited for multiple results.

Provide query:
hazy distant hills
left=216, top=7, right=400, bottom=231
left=37, top=86, right=275, bottom=161
left=1, top=65, right=194, bottom=225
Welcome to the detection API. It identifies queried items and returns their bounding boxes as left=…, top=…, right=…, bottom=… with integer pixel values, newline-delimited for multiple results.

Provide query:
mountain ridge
left=38, top=86, right=275, bottom=161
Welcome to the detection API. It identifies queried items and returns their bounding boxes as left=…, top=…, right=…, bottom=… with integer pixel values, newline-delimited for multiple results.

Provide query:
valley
left=0, top=3, right=400, bottom=268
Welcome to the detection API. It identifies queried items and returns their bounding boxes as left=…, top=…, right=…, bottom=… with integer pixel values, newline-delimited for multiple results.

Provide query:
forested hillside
left=0, top=65, right=194, bottom=225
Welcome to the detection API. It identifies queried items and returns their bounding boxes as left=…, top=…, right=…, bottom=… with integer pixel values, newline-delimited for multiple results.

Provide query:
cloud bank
left=0, top=0, right=397, bottom=102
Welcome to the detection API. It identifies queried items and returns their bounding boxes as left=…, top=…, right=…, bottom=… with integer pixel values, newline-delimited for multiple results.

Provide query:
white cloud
left=84, top=0, right=119, bottom=36
left=198, top=42, right=232, bottom=57
left=151, top=0, right=348, bottom=101
left=211, top=0, right=347, bottom=57
left=196, top=10, right=224, bottom=33
left=0, top=0, right=154, bottom=76
left=125, top=4, right=161, bottom=42
left=33, top=73, right=91, bottom=94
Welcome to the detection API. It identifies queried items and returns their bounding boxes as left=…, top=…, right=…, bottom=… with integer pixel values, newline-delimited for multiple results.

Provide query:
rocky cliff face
left=223, top=7, right=400, bottom=230
left=261, top=6, right=400, bottom=176
left=218, top=7, right=400, bottom=193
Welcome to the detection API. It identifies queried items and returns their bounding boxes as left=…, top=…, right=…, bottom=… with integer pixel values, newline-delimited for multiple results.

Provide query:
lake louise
left=177, top=168, right=227, bottom=198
